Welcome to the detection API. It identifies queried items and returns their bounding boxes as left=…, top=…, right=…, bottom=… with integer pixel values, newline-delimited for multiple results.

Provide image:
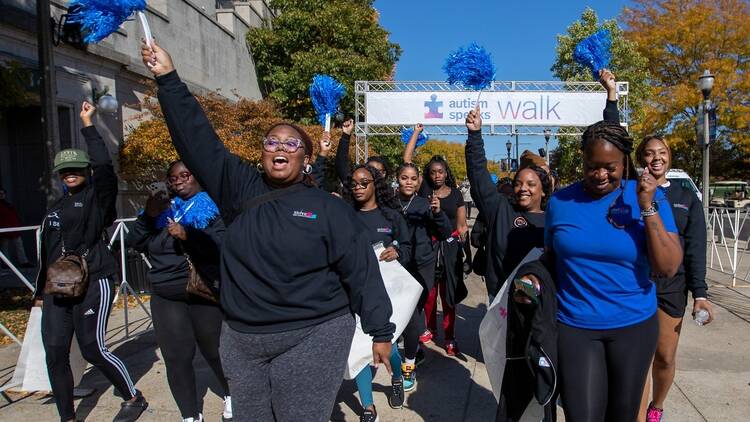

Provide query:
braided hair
left=581, top=120, right=637, bottom=181
left=343, top=164, right=401, bottom=239
left=422, top=155, right=457, bottom=190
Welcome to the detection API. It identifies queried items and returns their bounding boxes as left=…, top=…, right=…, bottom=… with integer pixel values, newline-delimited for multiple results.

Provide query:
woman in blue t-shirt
left=500, top=110, right=684, bottom=421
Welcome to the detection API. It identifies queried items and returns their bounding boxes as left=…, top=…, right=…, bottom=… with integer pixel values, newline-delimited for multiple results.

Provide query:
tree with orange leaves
left=622, top=0, right=750, bottom=180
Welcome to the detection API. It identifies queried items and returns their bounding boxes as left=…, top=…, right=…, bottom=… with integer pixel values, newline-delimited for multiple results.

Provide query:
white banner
left=365, top=91, right=608, bottom=126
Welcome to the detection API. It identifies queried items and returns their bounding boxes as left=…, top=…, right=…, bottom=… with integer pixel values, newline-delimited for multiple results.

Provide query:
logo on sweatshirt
left=377, top=227, right=392, bottom=234
left=292, top=210, right=317, bottom=220
left=74, top=202, right=83, bottom=208
left=673, top=203, right=689, bottom=211
left=513, top=216, right=528, bottom=228
left=83, top=308, right=96, bottom=316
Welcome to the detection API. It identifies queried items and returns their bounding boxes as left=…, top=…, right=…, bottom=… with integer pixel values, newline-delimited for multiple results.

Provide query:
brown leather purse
left=45, top=241, right=90, bottom=299
left=185, top=254, right=218, bottom=303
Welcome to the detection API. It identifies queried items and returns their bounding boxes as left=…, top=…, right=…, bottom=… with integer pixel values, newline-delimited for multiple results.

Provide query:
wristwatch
left=641, top=201, right=658, bottom=218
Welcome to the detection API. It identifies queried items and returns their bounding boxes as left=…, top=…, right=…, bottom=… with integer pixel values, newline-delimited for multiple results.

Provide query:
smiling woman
left=141, top=39, right=396, bottom=421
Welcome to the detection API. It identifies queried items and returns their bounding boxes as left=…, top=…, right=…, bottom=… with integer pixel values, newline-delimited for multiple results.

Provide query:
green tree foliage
left=550, top=8, right=650, bottom=184
left=247, top=0, right=401, bottom=123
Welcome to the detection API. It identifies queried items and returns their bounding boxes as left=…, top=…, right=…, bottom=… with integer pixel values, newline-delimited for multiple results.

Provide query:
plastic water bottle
left=694, top=309, right=710, bottom=326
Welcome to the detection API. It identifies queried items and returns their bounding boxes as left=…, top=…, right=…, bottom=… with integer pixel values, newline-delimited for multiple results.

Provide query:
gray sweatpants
left=220, top=313, right=355, bottom=421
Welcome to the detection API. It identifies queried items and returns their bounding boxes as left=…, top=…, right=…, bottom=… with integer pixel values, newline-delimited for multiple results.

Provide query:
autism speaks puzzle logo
left=424, top=94, right=443, bottom=119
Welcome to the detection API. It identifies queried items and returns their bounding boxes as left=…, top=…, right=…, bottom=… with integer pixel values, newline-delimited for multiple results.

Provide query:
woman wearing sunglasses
left=142, top=41, right=395, bottom=421
left=129, top=161, right=231, bottom=422
left=508, top=78, right=683, bottom=420
left=342, top=164, right=412, bottom=421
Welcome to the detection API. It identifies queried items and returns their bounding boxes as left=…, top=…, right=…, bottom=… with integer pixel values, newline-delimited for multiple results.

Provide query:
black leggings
left=151, top=292, right=229, bottom=418
left=403, top=262, right=435, bottom=360
left=42, top=276, right=137, bottom=421
left=558, top=314, right=658, bottom=422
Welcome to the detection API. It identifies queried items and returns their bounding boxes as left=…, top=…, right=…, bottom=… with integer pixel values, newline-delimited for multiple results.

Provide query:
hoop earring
left=257, top=163, right=264, bottom=173
left=303, top=164, right=312, bottom=175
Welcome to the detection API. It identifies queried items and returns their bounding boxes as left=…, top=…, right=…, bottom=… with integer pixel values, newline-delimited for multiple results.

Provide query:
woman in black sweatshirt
left=342, top=164, right=412, bottom=420
left=394, top=162, right=453, bottom=392
left=128, top=161, right=231, bottom=422
left=33, top=102, right=147, bottom=422
left=142, top=41, right=394, bottom=422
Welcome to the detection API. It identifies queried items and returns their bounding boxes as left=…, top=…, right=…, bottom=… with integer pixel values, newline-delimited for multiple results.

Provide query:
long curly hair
left=422, top=155, right=457, bottom=190
left=510, top=164, right=552, bottom=210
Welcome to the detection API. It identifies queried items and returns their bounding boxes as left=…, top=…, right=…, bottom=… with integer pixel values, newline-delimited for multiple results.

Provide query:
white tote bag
left=344, top=243, right=423, bottom=379
left=10, top=307, right=87, bottom=392
left=479, top=248, right=543, bottom=402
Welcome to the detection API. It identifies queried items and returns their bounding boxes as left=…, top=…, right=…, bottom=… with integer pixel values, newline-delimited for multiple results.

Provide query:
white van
left=666, top=169, right=702, bottom=202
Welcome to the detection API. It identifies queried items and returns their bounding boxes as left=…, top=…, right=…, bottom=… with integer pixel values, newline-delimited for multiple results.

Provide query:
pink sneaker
left=647, top=403, right=663, bottom=422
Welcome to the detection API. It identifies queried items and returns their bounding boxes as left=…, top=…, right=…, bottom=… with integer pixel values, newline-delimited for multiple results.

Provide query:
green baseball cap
left=53, top=149, right=90, bottom=173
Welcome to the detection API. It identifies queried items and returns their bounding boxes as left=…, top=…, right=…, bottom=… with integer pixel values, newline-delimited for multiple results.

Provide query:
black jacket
left=604, top=99, right=707, bottom=298
left=156, top=70, right=394, bottom=341
left=465, top=130, right=546, bottom=297
left=399, top=195, right=453, bottom=268
left=128, top=211, right=225, bottom=296
left=356, top=205, right=413, bottom=267
left=497, top=257, right=558, bottom=421
left=335, top=133, right=354, bottom=183
left=34, top=126, right=118, bottom=296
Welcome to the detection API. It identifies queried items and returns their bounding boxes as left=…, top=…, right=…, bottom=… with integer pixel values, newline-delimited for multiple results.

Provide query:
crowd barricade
left=0, top=218, right=152, bottom=348
left=707, top=207, right=750, bottom=287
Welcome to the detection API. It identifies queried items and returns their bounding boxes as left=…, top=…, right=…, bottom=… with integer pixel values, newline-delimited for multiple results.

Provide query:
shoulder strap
left=241, top=183, right=307, bottom=212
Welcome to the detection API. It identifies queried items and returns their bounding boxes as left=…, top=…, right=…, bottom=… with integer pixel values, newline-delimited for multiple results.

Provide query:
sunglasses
left=168, top=171, right=191, bottom=184
left=263, top=137, right=304, bottom=153
left=350, top=179, right=373, bottom=190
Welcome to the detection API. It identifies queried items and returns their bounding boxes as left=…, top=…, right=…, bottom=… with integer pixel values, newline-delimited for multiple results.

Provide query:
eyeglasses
left=350, top=179, right=373, bottom=190
left=263, top=137, right=304, bottom=153
left=168, top=171, right=191, bottom=184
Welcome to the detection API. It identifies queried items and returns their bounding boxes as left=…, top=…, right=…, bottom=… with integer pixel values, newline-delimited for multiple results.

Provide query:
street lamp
left=543, top=128, right=552, bottom=167
left=505, top=140, right=512, bottom=174
left=698, top=69, right=714, bottom=219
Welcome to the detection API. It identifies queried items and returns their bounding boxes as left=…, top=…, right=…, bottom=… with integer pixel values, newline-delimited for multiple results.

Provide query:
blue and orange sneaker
left=401, top=362, right=417, bottom=392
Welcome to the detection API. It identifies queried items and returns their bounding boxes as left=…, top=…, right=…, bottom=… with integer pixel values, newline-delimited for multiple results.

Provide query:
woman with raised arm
left=34, top=102, right=147, bottom=422
left=129, top=160, right=231, bottom=422
left=507, top=87, right=683, bottom=420
left=336, top=119, right=390, bottom=183
left=464, top=107, right=551, bottom=420
left=142, top=41, right=395, bottom=421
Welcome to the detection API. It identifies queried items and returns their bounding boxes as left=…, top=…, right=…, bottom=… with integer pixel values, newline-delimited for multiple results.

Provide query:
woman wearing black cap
left=142, top=40, right=395, bottom=421
left=34, top=101, right=147, bottom=422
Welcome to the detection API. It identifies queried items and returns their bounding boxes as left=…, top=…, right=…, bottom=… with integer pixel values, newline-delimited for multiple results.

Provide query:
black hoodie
left=465, top=131, right=546, bottom=297
left=156, top=71, right=394, bottom=341
left=34, top=126, right=118, bottom=296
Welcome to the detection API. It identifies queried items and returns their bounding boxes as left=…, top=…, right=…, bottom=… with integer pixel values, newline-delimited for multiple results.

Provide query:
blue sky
left=373, top=0, right=632, bottom=161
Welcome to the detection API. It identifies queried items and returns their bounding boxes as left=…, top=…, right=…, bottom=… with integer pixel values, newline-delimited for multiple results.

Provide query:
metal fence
left=707, top=207, right=750, bottom=286
left=0, top=218, right=153, bottom=348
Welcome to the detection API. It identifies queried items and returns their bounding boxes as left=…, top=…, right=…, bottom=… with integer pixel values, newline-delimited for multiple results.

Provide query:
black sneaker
left=360, top=407, right=379, bottom=422
left=388, top=376, right=405, bottom=409
left=113, top=390, right=148, bottom=422
left=415, top=348, right=426, bottom=367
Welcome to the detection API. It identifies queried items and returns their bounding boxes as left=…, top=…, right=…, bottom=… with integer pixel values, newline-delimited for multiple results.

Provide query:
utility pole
left=37, top=0, right=61, bottom=205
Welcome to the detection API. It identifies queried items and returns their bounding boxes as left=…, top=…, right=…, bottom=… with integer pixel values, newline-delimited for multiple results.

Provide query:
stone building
left=0, top=0, right=271, bottom=243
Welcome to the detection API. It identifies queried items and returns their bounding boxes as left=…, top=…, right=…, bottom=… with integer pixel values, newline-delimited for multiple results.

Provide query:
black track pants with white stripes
left=42, top=276, right=137, bottom=421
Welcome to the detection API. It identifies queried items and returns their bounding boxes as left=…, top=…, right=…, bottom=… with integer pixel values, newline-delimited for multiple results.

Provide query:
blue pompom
left=401, top=127, right=429, bottom=147
left=155, top=192, right=220, bottom=230
left=443, top=43, right=496, bottom=90
left=309, top=74, right=346, bottom=126
left=573, top=29, right=612, bottom=80
left=67, top=0, right=146, bottom=44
